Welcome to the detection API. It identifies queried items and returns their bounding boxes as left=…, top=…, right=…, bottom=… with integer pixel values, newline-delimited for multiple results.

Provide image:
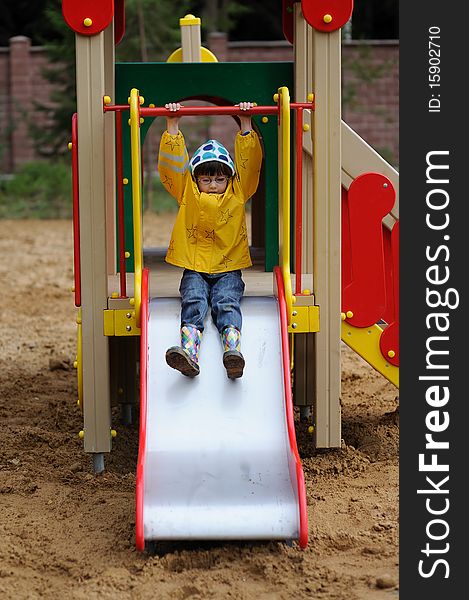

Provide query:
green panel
left=115, top=61, right=293, bottom=272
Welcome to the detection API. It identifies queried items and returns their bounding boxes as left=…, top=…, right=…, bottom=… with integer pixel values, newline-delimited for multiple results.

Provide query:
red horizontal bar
left=104, top=102, right=314, bottom=115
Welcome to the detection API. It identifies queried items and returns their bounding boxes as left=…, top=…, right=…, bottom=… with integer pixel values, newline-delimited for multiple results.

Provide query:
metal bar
left=115, top=110, right=127, bottom=297
left=71, top=112, right=81, bottom=307
left=129, top=88, right=143, bottom=328
left=278, top=87, right=293, bottom=325
left=295, top=107, right=303, bottom=295
left=104, top=102, right=314, bottom=115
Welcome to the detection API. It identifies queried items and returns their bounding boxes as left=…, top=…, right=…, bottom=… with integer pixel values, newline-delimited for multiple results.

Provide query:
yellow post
left=180, top=14, right=202, bottom=62
left=277, top=86, right=293, bottom=324
left=129, top=88, right=143, bottom=328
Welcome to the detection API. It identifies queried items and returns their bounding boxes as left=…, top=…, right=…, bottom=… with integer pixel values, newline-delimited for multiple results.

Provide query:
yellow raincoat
left=158, top=130, right=262, bottom=274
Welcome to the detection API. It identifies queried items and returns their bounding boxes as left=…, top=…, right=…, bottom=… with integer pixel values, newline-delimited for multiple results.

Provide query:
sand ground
left=0, top=215, right=399, bottom=599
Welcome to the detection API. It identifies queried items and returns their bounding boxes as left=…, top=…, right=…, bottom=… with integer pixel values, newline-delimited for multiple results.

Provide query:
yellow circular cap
left=302, top=289, right=311, bottom=295
left=341, top=312, right=346, bottom=321
left=307, top=93, right=315, bottom=102
left=78, top=430, right=84, bottom=439
left=68, top=142, right=72, bottom=151
left=73, top=361, right=78, bottom=369
left=124, top=251, right=130, bottom=259
left=77, top=399, right=80, bottom=407
left=111, top=429, right=117, bottom=438
left=273, top=93, right=279, bottom=102
left=103, top=95, right=111, bottom=105
left=76, top=316, right=82, bottom=325
left=111, top=291, right=119, bottom=298
left=323, top=14, right=333, bottom=24
left=127, top=118, right=131, bottom=126
left=149, top=103, right=155, bottom=108
left=388, top=350, right=396, bottom=358
left=70, top=286, right=75, bottom=292
left=346, top=310, right=354, bottom=318
left=180, top=14, right=201, bottom=26
left=262, top=117, right=269, bottom=123
left=308, top=425, right=314, bottom=434
left=83, top=18, right=93, bottom=27
left=140, top=117, right=144, bottom=124
left=123, top=178, right=128, bottom=185
left=129, top=297, right=135, bottom=306
left=139, top=96, right=144, bottom=105
left=303, top=124, right=310, bottom=132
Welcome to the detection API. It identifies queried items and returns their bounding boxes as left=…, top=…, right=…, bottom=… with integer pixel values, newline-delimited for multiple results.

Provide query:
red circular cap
left=62, top=0, right=114, bottom=36
left=301, top=0, right=353, bottom=32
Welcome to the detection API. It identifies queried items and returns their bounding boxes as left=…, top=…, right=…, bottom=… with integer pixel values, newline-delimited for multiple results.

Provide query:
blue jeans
left=179, top=269, right=245, bottom=333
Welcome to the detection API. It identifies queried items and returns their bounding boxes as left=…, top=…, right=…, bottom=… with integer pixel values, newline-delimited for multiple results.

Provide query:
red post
left=71, top=113, right=81, bottom=307
left=115, top=110, right=127, bottom=297
left=295, top=108, right=303, bottom=295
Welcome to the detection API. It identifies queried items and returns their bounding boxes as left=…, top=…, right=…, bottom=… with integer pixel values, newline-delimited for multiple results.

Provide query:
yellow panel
left=308, top=305, right=320, bottom=332
left=103, top=309, right=115, bottom=336
left=103, top=309, right=141, bottom=336
left=166, top=47, right=218, bottom=63
left=288, top=305, right=320, bottom=333
left=341, top=321, right=399, bottom=388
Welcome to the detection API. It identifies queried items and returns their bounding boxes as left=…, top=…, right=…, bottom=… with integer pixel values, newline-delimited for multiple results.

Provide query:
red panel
left=135, top=268, right=149, bottom=551
left=380, top=221, right=399, bottom=366
left=301, top=0, right=353, bottom=32
left=114, top=0, right=126, bottom=45
left=341, top=186, right=352, bottom=289
left=62, top=0, right=114, bottom=36
left=342, top=173, right=395, bottom=327
left=382, top=226, right=394, bottom=325
left=282, top=0, right=295, bottom=44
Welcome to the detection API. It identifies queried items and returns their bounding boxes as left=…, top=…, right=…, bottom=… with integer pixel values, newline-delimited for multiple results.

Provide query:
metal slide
left=136, top=282, right=307, bottom=548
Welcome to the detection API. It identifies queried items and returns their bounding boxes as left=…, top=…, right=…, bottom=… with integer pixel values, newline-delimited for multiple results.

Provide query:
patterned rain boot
left=166, top=325, right=201, bottom=377
left=221, top=326, right=245, bottom=379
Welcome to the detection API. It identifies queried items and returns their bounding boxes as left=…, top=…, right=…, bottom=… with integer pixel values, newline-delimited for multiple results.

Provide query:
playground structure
left=63, top=0, right=399, bottom=550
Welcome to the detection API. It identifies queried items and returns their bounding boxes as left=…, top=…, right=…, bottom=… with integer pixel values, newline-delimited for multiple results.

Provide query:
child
left=158, top=101, right=262, bottom=379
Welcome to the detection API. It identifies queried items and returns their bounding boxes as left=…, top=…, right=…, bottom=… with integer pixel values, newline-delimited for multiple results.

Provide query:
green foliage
left=0, top=160, right=72, bottom=218
left=116, top=0, right=188, bottom=61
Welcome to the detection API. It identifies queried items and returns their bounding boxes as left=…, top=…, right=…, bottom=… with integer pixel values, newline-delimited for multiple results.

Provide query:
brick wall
left=0, top=35, right=399, bottom=173
left=0, top=36, right=53, bottom=173
left=342, top=41, right=399, bottom=166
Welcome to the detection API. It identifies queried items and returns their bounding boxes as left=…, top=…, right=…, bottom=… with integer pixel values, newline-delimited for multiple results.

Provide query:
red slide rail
left=135, top=267, right=149, bottom=551
left=274, top=266, right=308, bottom=549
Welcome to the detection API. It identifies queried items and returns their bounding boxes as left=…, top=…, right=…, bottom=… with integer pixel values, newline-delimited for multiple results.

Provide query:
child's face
left=196, top=175, right=229, bottom=194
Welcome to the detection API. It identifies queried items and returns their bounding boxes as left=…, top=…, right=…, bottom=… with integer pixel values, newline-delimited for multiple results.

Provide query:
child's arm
left=158, top=102, right=189, bottom=203
left=234, top=101, right=262, bottom=201
left=238, top=101, right=254, bottom=134
left=165, top=102, right=181, bottom=134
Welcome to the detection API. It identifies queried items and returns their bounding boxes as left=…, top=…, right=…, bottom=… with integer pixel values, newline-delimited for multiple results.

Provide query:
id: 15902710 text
left=428, top=25, right=441, bottom=113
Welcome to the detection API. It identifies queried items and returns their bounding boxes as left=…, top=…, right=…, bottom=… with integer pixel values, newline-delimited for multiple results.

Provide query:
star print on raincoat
left=158, top=129, right=262, bottom=273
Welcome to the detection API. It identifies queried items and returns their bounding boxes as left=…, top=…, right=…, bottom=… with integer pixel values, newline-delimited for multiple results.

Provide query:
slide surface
left=139, top=294, right=305, bottom=544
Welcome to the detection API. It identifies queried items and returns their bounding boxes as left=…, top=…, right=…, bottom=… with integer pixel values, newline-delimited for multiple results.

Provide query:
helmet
left=189, top=139, right=235, bottom=176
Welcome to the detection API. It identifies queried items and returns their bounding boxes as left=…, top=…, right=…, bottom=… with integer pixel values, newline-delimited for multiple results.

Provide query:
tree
left=29, top=0, right=76, bottom=158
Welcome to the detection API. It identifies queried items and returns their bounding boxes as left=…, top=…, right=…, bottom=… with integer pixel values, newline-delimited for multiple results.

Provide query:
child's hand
left=238, top=101, right=255, bottom=112
left=237, top=101, right=255, bottom=134
left=165, top=102, right=182, bottom=135
left=166, top=102, right=182, bottom=112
